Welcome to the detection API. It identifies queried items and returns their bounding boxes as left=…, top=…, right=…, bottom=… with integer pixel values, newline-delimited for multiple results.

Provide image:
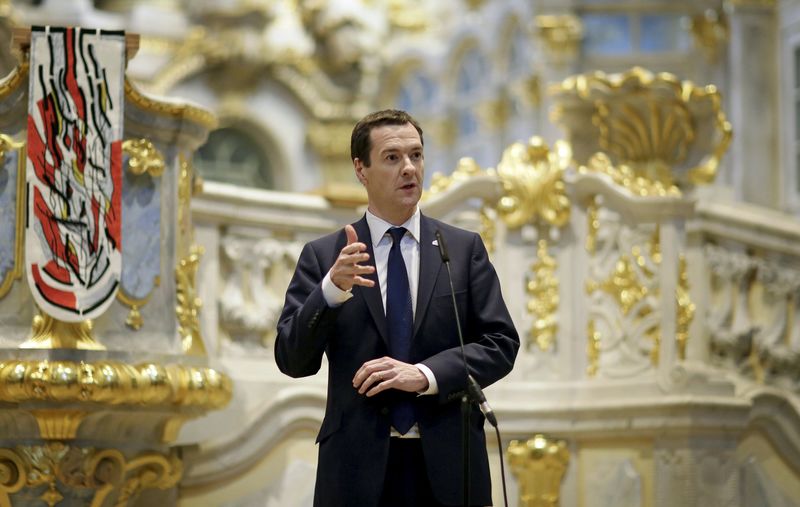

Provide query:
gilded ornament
left=580, top=152, right=681, bottom=198
left=676, top=255, right=695, bottom=360
left=0, top=359, right=230, bottom=411
left=688, top=9, right=728, bottom=63
left=0, top=443, right=181, bottom=507
left=527, top=240, right=559, bottom=352
left=116, top=276, right=161, bottom=331
left=20, top=314, right=104, bottom=350
left=508, top=435, right=570, bottom=507
left=495, top=136, right=571, bottom=229
left=585, top=197, right=599, bottom=254
left=552, top=67, right=732, bottom=190
left=122, top=138, right=165, bottom=177
left=0, top=135, right=24, bottom=300
left=535, top=15, right=583, bottom=64
left=177, top=245, right=207, bottom=356
left=31, top=410, right=86, bottom=440
left=479, top=206, right=495, bottom=254
left=0, top=62, right=28, bottom=101
left=477, top=94, right=511, bottom=130
left=587, top=319, right=600, bottom=377
left=307, top=120, right=355, bottom=159
left=177, top=153, right=194, bottom=256
left=588, top=255, right=648, bottom=316
left=426, top=157, right=485, bottom=197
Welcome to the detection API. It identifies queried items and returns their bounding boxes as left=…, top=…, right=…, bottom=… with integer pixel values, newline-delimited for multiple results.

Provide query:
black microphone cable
left=435, top=230, right=509, bottom=507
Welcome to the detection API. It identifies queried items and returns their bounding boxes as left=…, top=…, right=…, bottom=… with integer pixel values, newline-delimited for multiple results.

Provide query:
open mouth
left=400, top=183, right=417, bottom=190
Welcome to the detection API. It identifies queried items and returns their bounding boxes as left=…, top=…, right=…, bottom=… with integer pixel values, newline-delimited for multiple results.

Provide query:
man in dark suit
left=276, top=109, right=519, bottom=506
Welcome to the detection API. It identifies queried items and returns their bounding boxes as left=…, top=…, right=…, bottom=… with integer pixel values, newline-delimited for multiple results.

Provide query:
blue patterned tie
left=386, top=227, right=414, bottom=434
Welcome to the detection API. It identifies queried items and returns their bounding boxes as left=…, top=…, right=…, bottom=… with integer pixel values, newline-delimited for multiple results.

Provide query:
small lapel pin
left=432, top=239, right=439, bottom=246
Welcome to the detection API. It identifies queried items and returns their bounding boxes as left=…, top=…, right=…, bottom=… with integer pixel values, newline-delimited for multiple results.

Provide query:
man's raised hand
left=330, top=224, right=375, bottom=291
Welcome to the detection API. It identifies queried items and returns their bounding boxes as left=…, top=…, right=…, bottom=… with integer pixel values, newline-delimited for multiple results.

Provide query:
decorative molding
left=177, top=245, right=207, bottom=356
left=19, top=314, right=104, bottom=350
left=218, top=236, right=303, bottom=355
left=122, top=138, right=165, bottom=177
left=508, top=435, right=570, bottom=507
left=0, top=360, right=231, bottom=410
left=495, top=136, right=571, bottom=229
left=0, top=135, right=24, bottom=300
left=552, top=67, right=732, bottom=189
left=527, top=240, right=559, bottom=352
left=0, top=443, right=181, bottom=507
left=116, top=276, right=161, bottom=331
left=125, top=79, right=217, bottom=131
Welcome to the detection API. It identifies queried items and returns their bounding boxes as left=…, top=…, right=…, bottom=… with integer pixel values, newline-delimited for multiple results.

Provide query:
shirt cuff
left=322, top=271, right=354, bottom=307
left=415, top=363, right=438, bottom=395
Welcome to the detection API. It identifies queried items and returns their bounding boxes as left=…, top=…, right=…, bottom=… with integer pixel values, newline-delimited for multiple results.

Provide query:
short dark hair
left=350, top=109, right=424, bottom=166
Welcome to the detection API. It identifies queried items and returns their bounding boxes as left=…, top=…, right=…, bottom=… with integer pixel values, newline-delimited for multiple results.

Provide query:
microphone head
left=435, top=229, right=449, bottom=262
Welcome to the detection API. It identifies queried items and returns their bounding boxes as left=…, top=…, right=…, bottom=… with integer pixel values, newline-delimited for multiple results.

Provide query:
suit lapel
left=352, top=216, right=389, bottom=345
left=413, top=215, right=443, bottom=339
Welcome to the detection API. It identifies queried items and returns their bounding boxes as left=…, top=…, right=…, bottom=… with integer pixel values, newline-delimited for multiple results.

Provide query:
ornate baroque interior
left=0, top=0, right=798, bottom=506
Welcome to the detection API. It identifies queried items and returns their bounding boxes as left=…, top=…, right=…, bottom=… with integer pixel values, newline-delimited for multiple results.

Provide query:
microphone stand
left=435, top=231, right=504, bottom=507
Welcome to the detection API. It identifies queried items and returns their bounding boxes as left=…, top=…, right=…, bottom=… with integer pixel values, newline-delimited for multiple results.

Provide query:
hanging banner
left=26, top=26, right=125, bottom=322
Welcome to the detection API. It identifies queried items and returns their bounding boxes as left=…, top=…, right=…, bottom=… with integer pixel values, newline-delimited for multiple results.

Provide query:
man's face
left=354, top=122, right=424, bottom=225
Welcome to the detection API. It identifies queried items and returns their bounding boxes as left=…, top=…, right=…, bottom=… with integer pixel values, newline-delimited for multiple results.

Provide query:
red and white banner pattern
left=26, top=27, right=125, bottom=321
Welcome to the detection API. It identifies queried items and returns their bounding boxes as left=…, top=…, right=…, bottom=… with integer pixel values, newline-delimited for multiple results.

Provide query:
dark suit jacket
left=276, top=213, right=519, bottom=507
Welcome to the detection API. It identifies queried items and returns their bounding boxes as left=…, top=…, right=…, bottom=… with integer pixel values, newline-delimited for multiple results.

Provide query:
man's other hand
left=353, top=356, right=429, bottom=397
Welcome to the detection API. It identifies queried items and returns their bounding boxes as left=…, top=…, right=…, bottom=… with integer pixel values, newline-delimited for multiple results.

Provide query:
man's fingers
left=353, top=276, right=375, bottom=287
left=345, top=224, right=358, bottom=246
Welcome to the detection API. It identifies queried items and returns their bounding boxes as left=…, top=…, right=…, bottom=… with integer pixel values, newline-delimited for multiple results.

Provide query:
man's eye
left=387, top=154, right=398, bottom=161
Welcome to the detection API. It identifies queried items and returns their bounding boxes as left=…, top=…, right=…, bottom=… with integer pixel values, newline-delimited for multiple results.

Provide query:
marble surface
left=121, top=158, right=161, bottom=300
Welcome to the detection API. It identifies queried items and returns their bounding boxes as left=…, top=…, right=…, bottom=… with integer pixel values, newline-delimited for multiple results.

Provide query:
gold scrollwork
left=587, top=255, right=649, bottom=316
left=495, top=136, right=571, bottom=229
left=0, top=135, right=24, bottom=300
left=116, top=276, right=162, bottom=331
left=0, top=443, right=180, bottom=507
left=176, top=245, right=207, bottom=356
left=20, top=313, right=104, bottom=350
left=0, top=448, right=26, bottom=507
left=676, top=255, right=695, bottom=360
left=508, top=434, right=570, bottom=507
left=122, top=139, right=165, bottom=177
left=527, top=240, right=559, bottom=351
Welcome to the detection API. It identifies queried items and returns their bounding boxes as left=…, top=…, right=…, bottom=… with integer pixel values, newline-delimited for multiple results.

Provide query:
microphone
left=468, top=375, right=498, bottom=427
left=435, top=229, right=497, bottom=428
left=435, top=230, right=449, bottom=262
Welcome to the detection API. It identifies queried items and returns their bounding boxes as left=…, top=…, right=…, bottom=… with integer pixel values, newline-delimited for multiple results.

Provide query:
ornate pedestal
left=0, top=28, right=230, bottom=506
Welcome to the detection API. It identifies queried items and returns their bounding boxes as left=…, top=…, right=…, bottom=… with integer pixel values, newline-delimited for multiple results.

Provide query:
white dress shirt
left=321, top=208, right=438, bottom=437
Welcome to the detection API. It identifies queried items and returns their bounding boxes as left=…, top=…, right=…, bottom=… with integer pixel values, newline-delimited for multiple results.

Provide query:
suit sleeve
left=275, top=241, right=341, bottom=378
left=420, top=233, right=520, bottom=404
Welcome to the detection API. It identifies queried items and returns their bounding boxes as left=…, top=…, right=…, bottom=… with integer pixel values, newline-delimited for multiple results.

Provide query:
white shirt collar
left=365, top=207, right=420, bottom=247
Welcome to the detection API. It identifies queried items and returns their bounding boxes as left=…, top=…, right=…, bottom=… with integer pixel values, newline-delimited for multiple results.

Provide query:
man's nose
left=401, top=156, right=417, bottom=174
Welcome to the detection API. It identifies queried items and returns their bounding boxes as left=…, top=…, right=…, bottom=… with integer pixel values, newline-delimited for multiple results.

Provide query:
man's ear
left=354, top=158, right=367, bottom=185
